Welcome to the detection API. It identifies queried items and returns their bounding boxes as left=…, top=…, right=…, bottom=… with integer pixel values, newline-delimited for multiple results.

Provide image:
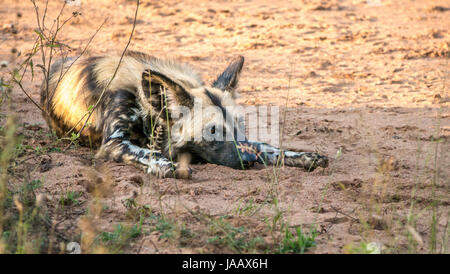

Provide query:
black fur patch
left=212, top=56, right=244, bottom=91
left=204, top=89, right=227, bottom=118
left=79, top=57, right=104, bottom=95
left=142, top=69, right=195, bottom=109
left=101, top=89, right=140, bottom=142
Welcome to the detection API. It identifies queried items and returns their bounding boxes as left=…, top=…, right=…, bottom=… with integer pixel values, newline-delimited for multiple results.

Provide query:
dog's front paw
left=147, top=161, right=192, bottom=179
left=173, top=163, right=192, bottom=179
left=284, top=151, right=329, bottom=171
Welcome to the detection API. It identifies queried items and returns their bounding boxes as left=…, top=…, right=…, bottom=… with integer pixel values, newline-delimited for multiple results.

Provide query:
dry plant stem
left=14, top=80, right=46, bottom=114
left=64, top=0, right=140, bottom=150
left=330, top=205, right=359, bottom=222
left=27, top=0, right=93, bottom=117
left=271, top=68, right=293, bottom=224
left=13, top=1, right=68, bottom=115
left=31, top=0, right=60, bottom=110
left=57, top=18, right=108, bottom=138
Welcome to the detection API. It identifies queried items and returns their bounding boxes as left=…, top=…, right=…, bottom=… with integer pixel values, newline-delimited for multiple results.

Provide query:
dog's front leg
left=245, top=141, right=329, bottom=171
left=98, top=138, right=176, bottom=178
left=95, top=92, right=189, bottom=178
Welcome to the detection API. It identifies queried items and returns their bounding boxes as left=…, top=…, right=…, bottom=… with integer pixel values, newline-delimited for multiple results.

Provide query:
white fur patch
left=285, top=151, right=301, bottom=157
left=109, top=129, right=124, bottom=139
left=121, top=140, right=171, bottom=170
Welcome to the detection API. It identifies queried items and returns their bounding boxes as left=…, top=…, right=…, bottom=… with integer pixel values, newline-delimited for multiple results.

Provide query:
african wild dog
left=40, top=51, right=328, bottom=178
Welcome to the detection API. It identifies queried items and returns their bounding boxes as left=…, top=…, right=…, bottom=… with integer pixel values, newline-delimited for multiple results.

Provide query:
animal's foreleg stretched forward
left=238, top=141, right=329, bottom=171
left=95, top=91, right=187, bottom=178
left=98, top=137, right=176, bottom=178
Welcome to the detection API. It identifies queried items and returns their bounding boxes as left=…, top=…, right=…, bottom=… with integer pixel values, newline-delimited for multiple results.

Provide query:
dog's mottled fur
left=41, top=51, right=328, bottom=178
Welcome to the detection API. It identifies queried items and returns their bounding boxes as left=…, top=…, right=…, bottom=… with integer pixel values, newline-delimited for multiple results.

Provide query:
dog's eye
left=210, top=125, right=216, bottom=134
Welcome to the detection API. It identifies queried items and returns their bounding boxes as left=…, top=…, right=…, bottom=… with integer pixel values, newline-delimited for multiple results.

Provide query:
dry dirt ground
left=0, top=0, right=449, bottom=253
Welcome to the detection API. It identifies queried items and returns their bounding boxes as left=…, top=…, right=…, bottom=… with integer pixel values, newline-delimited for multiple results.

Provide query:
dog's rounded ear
left=140, top=69, right=194, bottom=108
left=212, top=55, right=244, bottom=93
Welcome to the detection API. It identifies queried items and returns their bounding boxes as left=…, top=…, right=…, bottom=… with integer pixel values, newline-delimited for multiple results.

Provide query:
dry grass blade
left=64, top=0, right=140, bottom=150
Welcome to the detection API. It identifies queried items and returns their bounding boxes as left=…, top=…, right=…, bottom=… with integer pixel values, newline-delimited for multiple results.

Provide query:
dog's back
left=40, top=51, right=201, bottom=145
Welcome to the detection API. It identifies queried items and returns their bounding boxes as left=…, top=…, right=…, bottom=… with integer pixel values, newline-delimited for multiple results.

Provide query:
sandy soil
left=0, top=0, right=449, bottom=253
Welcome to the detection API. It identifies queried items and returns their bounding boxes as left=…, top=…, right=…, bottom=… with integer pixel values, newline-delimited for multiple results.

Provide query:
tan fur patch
left=50, top=64, right=98, bottom=134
